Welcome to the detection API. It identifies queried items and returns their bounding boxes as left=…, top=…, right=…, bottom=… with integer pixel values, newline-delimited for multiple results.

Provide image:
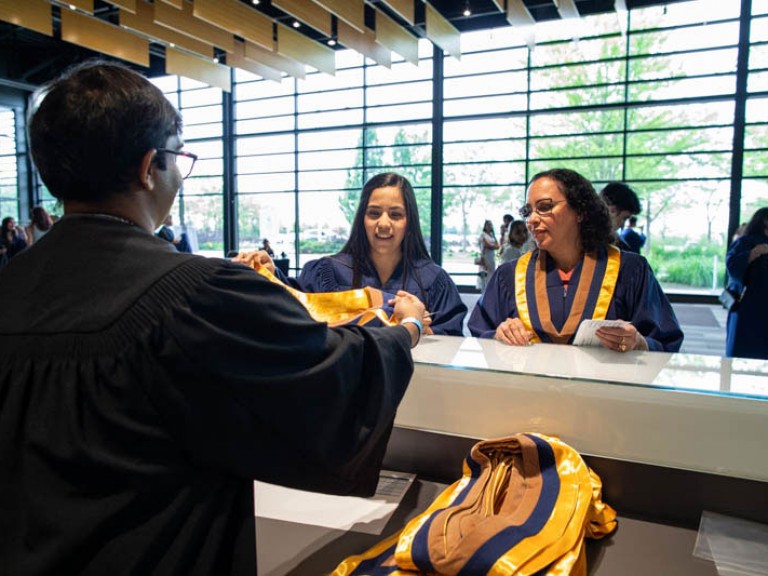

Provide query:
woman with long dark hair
left=469, top=168, right=682, bottom=352
left=0, top=216, right=28, bottom=265
left=297, top=172, right=467, bottom=335
left=725, top=206, right=768, bottom=359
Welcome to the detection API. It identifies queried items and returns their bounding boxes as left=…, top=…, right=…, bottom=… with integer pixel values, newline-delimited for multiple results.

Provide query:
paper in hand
left=572, top=319, right=627, bottom=347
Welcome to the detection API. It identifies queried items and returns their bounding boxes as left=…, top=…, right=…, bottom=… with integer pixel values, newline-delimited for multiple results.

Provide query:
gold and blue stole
left=331, top=433, right=617, bottom=576
left=249, top=262, right=396, bottom=327
left=514, top=245, right=621, bottom=344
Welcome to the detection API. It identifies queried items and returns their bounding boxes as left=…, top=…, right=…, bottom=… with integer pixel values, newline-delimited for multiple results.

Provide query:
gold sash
left=514, top=246, right=621, bottom=344
left=246, top=261, right=397, bottom=327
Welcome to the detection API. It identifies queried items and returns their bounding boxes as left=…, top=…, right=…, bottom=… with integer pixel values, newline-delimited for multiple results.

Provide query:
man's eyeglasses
left=156, top=148, right=198, bottom=180
left=519, top=199, right=566, bottom=220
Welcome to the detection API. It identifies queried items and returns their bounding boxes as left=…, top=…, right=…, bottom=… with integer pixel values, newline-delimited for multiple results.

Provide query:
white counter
left=398, top=336, right=768, bottom=482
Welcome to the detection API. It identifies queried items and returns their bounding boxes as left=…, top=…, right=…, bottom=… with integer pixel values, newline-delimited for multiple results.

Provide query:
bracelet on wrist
left=400, top=316, right=423, bottom=347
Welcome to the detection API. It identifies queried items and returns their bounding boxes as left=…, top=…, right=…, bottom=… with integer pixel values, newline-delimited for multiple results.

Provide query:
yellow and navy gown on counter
left=331, top=433, right=617, bottom=576
left=293, top=253, right=468, bottom=336
left=468, top=246, right=683, bottom=352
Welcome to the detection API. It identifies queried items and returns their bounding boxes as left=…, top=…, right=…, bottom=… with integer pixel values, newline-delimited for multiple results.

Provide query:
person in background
left=25, top=205, right=54, bottom=246
left=619, top=215, right=646, bottom=254
left=500, top=219, right=530, bottom=263
left=725, top=206, right=768, bottom=360
left=296, top=172, right=466, bottom=336
left=477, top=219, right=499, bottom=292
left=498, top=213, right=513, bottom=256
left=261, top=238, right=275, bottom=257
left=469, top=168, right=683, bottom=353
left=600, top=181, right=642, bottom=251
left=0, top=216, right=28, bottom=263
left=156, top=213, right=192, bottom=253
left=0, top=60, right=425, bottom=576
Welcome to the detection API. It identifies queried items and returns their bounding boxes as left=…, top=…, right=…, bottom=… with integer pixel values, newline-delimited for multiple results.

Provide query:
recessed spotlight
left=69, top=4, right=76, bottom=10
left=252, top=0, right=260, bottom=4
left=327, top=38, right=336, bottom=46
left=213, top=57, right=219, bottom=63
left=292, top=20, right=301, bottom=28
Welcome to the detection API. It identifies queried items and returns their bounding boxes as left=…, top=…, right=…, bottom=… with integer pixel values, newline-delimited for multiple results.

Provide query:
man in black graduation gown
left=0, top=61, right=425, bottom=576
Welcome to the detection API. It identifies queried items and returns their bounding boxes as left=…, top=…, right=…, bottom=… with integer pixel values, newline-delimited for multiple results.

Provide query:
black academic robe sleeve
left=152, top=262, right=414, bottom=496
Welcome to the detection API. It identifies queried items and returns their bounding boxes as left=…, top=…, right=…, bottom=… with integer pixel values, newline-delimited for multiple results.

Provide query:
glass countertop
left=412, top=335, right=768, bottom=401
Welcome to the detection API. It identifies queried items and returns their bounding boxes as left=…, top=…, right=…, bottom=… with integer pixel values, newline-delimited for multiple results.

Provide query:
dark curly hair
left=529, top=168, right=613, bottom=254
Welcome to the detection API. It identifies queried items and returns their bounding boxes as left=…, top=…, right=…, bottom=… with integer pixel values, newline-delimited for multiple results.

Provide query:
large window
left=232, top=44, right=434, bottom=271
left=153, top=76, right=224, bottom=256
left=154, top=0, right=767, bottom=294
left=13, top=0, right=763, bottom=296
left=744, top=2, right=768, bottom=230
left=0, top=107, right=18, bottom=220
left=441, top=2, right=748, bottom=291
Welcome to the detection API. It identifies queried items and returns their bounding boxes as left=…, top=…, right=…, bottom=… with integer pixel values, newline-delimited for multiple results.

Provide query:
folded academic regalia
left=332, top=433, right=617, bottom=576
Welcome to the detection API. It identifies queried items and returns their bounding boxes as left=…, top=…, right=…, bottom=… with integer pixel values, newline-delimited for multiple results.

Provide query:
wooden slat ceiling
left=0, top=0, right=690, bottom=90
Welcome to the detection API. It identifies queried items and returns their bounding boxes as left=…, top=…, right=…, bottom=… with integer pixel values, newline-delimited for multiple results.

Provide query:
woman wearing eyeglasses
left=468, top=168, right=683, bottom=352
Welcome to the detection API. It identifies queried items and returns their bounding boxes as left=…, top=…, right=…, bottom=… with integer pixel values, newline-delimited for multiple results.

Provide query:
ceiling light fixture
left=463, top=2, right=472, bottom=17
left=292, top=20, right=301, bottom=28
left=327, top=37, right=337, bottom=46
left=251, top=0, right=260, bottom=4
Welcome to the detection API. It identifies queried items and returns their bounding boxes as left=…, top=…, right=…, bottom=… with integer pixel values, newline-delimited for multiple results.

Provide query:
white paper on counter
left=572, top=319, right=627, bottom=347
left=693, top=510, right=768, bottom=576
left=253, top=470, right=416, bottom=535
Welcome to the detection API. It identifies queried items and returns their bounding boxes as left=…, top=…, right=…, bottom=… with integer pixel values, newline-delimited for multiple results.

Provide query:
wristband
left=400, top=316, right=423, bottom=347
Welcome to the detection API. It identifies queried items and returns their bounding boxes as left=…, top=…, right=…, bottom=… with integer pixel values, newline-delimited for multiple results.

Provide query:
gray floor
left=459, top=294, right=727, bottom=357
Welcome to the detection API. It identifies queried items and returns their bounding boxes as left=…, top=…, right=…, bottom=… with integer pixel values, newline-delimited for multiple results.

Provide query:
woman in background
left=500, top=220, right=529, bottom=263
left=0, top=216, right=28, bottom=265
left=468, top=168, right=683, bottom=352
left=297, top=172, right=467, bottom=336
left=25, top=206, right=54, bottom=246
left=477, top=219, right=499, bottom=291
left=725, top=206, right=768, bottom=359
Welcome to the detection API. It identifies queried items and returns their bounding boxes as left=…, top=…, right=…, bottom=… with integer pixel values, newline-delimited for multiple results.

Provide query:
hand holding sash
left=231, top=249, right=276, bottom=275
left=237, top=257, right=428, bottom=341
left=389, top=290, right=427, bottom=348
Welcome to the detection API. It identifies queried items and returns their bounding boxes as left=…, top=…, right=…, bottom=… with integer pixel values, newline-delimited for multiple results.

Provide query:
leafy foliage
left=299, top=238, right=346, bottom=254
left=647, top=241, right=726, bottom=288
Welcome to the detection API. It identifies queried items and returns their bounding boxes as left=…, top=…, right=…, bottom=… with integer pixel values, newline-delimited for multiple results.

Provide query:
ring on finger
left=619, top=342, right=627, bottom=352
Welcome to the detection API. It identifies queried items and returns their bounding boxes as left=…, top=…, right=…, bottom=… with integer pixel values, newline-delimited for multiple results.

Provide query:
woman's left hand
left=595, top=321, right=649, bottom=353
